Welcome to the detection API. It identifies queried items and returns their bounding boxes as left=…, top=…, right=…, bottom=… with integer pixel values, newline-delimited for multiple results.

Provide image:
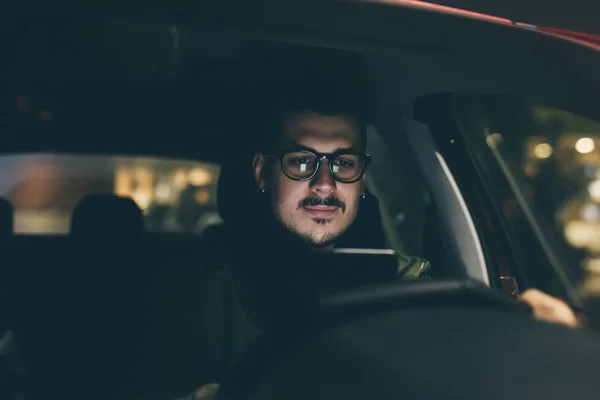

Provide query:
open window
left=416, top=93, right=600, bottom=303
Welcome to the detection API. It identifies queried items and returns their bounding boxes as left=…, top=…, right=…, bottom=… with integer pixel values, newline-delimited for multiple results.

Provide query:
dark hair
left=239, top=41, right=371, bottom=153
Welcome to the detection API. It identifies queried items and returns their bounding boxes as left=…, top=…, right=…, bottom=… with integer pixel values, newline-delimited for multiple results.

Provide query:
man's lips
left=303, top=205, right=339, bottom=218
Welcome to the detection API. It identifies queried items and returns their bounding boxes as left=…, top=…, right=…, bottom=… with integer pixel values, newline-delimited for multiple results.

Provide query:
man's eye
left=292, top=158, right=311, bottom=164
left=336, top=159, right=356, bottom=168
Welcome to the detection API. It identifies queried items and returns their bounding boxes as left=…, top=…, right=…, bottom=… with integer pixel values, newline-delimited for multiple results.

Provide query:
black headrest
left=217, top=155, right=258, bottom=224
left=70, top=194, right=145, bottom=239
left=0, top=197, right=13, bottom=238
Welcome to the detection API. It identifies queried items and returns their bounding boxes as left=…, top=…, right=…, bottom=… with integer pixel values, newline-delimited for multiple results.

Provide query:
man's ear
left=252, top=153, right=267, bottom=190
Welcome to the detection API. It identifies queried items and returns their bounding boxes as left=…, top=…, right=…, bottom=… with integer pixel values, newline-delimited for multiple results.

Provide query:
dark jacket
left=188, top=158, right=431, bottom=388
left=193, top=197, right=431, bottom=385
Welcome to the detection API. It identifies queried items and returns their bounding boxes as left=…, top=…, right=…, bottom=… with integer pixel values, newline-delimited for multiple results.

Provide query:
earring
left=261, top=188, right=265, bottom=194
left=361, top=193, right=366, bottom=199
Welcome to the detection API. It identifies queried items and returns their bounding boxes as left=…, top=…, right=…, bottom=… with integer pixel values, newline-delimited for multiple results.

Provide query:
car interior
left=3, top=1, right=600, bottom=399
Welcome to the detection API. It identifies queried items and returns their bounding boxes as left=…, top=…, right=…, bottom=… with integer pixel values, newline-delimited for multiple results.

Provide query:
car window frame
left=414, top=93, right=591, bottom=306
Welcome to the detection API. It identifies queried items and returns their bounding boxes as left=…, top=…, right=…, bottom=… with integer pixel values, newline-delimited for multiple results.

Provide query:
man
left=178, top=44, right=580, bottom=399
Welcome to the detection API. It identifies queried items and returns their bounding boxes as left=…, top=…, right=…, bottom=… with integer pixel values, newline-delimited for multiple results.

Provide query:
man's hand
left=519, top=289, right=579, bottom=328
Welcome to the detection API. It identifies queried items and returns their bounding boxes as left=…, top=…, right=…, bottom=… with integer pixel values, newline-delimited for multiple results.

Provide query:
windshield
left=453, top=94, right=600, bottom=295
left=0, top=154, right=221, bottom=234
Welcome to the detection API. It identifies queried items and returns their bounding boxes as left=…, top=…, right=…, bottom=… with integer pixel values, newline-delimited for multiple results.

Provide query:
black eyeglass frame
left=265, top=149, right=372, bottom=184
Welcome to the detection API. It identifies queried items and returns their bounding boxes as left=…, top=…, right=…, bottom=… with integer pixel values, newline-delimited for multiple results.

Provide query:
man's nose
left=309, top=161, right=336, bottom=195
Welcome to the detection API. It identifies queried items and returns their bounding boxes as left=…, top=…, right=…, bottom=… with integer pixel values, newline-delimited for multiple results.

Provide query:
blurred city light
left=585, top=258, right=600, bottom=274
left=589, top=180, right=600, bottom=201
left=486, top=133, right=503, bottom=149
left=576, top=137, right=595, bottom=154
left=114, top=167, right=132, bottom=196
left=195, top=190, right=210, bottom=205
left=173, top=169, right=188, bottom=189
left=189, top=168, right=212, bottom=186
left=564, top=220, right=600, bottom=249
left=154, top=182, right=172, bottom=204
left=132, top=191, right=151, bottom=210
left=581, top=203, right=600, bottom=222
left=534, top=143, right=553, bottom=159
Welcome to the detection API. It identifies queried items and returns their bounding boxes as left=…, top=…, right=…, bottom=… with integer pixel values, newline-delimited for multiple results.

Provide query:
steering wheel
left=218, top=278, right=536, bottom=400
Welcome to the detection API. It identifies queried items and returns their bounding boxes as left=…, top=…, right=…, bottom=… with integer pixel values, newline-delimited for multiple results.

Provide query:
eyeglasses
left=266, top=149, right=371, bottom=183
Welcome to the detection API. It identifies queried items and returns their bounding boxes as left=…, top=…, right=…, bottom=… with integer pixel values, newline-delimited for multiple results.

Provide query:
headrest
left=70, top=194, right=145, bottom=239
left=217, top=155, right=259, bottom=224
left=0, top=197, right=13, bottom=238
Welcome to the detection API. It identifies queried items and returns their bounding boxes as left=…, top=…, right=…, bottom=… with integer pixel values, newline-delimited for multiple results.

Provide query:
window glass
left=454, top=94, right=600, bottom=292
left=0, top=154, right=221, bottom=234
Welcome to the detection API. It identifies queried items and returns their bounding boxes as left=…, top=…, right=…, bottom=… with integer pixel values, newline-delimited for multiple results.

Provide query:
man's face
left=253, top=111, right=366, bottom=249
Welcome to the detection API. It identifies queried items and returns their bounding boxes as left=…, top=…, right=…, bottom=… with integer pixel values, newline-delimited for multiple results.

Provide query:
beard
left=269, top=194, right=356, bottom=249
left=281, top=216, right=346, bottom=249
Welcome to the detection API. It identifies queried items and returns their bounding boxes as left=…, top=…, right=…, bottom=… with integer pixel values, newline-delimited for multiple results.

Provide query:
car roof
left=4, top=0, right=600, bottom=162
left=424, top=0, right=600, bottom=36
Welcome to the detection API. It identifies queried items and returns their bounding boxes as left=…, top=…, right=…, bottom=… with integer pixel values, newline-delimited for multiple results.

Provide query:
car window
left=0, top=154, right=221, bottom=234
left=452, top=94, right=600, bottom=295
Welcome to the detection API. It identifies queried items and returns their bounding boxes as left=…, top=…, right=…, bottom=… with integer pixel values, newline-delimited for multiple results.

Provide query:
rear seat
left=8, top=194, right=147, bottom=397
left=64, top=194, right=147, bottom=392
left=4, top=193, right=216, bottom=398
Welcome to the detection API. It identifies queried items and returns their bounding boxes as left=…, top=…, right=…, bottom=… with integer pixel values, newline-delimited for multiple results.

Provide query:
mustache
left=299, top=196, right=346, bottom=213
